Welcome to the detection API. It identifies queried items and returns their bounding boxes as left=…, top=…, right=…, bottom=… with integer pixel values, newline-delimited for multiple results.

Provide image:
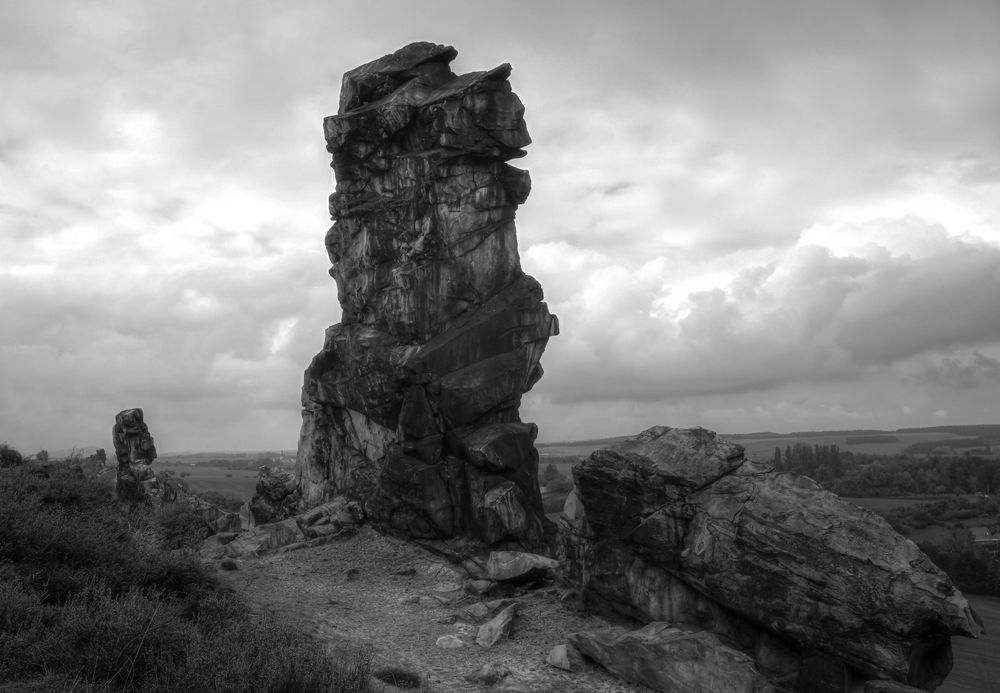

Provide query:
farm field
left=940, top=594, right=1000, bottom=693
left=156, top=461, right=258, bottom=501
left=733, top=430, right=965, bottom=460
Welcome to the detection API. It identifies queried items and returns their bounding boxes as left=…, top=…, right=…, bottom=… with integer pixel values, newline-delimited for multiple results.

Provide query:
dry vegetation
left=0, top=458, right=380, bottom=692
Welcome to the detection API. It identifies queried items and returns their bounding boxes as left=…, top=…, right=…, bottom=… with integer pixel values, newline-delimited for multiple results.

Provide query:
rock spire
left=296, top=42, right=558, bottom=549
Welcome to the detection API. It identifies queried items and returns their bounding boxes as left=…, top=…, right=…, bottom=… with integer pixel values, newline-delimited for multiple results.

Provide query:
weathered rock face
left=296, top=42, right=557, bottom=550
left=111, top=408, right=157, bottom=504
left=560, top=426, right=983, bottom=692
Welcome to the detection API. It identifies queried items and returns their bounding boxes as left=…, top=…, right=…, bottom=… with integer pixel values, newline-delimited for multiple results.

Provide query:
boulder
left=545, top=643, right=582, bottom=672
left=476, top=603, right=517, bottom=648
left=561, top=426, right=983, bottom=691
left=222, top=518, right=304, bottom=557
left=295, top=42, right=557, bottom=550
left=487, top=550, right=559, bottom=583
left=246, top=466, right=299, bottom=526
left=570, top=622, right=773, bottom=693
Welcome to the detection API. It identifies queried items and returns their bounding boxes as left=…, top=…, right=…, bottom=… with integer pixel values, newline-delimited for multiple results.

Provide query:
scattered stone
left=222, top=517, right=304, bottom=558
left=459, top=598, right=516, bottom=624
left=464, top=663, right=510, bottom=685
left=493, top=679, right=536, bottom=693
left=467, top=578, right=494, bottom=594
left=295, top=42, right=558, bottom=550
left=570, top=622, right=773, bottom=693
left=476, top=603, right=517, bottom=648
left=435, top=634, right=466, bottom=649
left=545, top=643, right=582, bottom=671
left=487, top=550, right=559, bottom=583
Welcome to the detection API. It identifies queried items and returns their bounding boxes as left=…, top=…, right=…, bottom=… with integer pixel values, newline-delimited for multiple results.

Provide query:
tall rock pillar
left=296, top=42, right=558, bottom=549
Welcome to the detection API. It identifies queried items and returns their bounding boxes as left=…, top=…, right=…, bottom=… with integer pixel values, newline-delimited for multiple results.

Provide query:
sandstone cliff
left=296, top=42, right=557, bottom=549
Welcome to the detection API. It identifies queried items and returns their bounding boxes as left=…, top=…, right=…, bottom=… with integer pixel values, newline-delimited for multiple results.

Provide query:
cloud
left=922, top=352, right=1000, bottom=389
left=527, top=219, right=1000, bottom=412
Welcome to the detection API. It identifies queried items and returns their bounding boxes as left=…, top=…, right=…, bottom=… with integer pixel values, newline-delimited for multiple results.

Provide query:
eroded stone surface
left=296, top=42, right=557, bottom=550
left=560, top=426, right=983, bottom=691
left=569, top=622, right=774, bottom=693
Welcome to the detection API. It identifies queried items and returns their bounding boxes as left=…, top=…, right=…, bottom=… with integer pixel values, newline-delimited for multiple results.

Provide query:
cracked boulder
left=296, top=42, right=557, bottom=550
left=560, top=426, right=983, bottom=691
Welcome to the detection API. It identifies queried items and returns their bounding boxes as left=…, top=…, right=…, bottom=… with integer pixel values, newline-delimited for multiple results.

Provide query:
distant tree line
left=772, top=444, right=1000, bottom=497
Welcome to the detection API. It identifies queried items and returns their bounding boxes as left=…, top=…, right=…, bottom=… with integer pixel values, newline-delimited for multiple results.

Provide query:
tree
left=36, top=449, right=49, bottom=462
left=95, top=448, right=107, bottom=463
left=772, top=446, right=782, bottom=470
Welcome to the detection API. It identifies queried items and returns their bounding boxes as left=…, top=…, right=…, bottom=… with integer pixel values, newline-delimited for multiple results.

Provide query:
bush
left=154, top=502, right=211, bottom=551
left=0, top=443, right=24, bottom=468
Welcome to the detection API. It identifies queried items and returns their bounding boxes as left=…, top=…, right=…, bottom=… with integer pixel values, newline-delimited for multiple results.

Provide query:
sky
left=2, top=0, right=1000, bottom=453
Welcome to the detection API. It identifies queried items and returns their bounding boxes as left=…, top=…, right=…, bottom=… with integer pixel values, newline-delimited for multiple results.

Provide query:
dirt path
left=218, top=527, right=650, bottom=693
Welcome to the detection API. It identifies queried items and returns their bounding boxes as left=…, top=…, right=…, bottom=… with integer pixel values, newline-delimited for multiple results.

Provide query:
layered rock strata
left=296, top=42, right=557, bottom=549
left=560, top=426, right=982, bottom=692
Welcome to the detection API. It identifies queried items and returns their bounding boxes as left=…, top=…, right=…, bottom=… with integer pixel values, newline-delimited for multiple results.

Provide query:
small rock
left=394, top=566, right=417, bottom=576
left=476, top=603, right=517, bottom=648
left=459, top=598, right=516, bottom=623
left=219, top=559, right=239, bottom=571
left=435, top=634, right=466, bottom=649
left=546, top=643, right=581, bottom=671
left=464, top=663, right=510, bottom=685
left=487, top=551, right=559, bottom=583
left=467, top=578, right=494, bottom=594
left=494, top=679, right=535, bottom=693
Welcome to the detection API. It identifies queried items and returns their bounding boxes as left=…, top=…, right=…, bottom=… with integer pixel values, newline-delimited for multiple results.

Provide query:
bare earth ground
left=218, top=527, right=651, bottom=693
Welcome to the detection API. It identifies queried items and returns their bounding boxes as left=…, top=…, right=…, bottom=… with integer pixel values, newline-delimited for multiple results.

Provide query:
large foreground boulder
left=560, top=426, right=982, bottom=691
left=295, top=42, right=557, bottom=550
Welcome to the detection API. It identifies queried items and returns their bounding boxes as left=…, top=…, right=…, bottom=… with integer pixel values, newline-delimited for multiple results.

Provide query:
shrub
left=0, top=460, right=381, bottom=692
left=154, top=502, right=211, bottom=551
left=0, top=442, right=24, bottom=468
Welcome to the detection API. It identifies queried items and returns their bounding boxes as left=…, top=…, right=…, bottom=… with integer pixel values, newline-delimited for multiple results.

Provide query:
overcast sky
left=2, top=1, right=1000, bottom=453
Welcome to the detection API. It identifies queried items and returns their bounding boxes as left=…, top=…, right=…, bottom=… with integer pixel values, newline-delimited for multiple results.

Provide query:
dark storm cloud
left=923, top=353, right=1000, bottom=389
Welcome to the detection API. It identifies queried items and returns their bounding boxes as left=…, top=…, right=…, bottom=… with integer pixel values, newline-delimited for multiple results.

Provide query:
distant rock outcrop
left=295, top=42, right=557, bottom=550
left=560, top=426, right=983, bottom=692
left=112, top=408, right=157, bottom=504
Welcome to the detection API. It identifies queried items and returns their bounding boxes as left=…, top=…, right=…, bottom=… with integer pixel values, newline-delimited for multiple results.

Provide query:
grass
left=0, top=460, right=382, bottom=692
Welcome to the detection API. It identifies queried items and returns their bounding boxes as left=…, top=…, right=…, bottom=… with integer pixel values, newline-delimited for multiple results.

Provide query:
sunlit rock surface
left=560, top=426, right=983, bottom=691
left=296, top=42, right=557, bottom=549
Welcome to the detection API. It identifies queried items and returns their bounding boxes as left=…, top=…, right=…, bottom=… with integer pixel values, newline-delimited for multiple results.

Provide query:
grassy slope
left=0, top=462, right=376, bottom=692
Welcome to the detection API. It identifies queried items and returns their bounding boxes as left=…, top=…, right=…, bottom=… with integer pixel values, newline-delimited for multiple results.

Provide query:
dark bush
left=0, top=442, right=24, bottom=468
